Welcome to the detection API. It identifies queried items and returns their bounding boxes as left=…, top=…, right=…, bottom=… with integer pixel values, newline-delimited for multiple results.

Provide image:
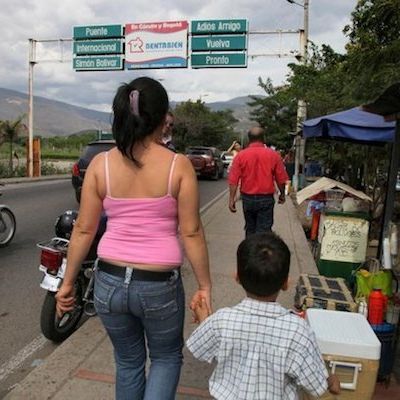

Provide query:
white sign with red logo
left=125, top=21, right=188, bottom=69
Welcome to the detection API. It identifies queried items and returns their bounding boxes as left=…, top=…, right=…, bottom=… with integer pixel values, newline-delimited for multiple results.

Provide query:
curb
left=0, top=175, right=70, bottom=185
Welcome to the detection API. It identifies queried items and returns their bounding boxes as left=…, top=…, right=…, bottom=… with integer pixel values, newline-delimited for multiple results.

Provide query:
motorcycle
left=0, top=183, right=16, bottom=247
left=37, top=210, right=106, bottom=342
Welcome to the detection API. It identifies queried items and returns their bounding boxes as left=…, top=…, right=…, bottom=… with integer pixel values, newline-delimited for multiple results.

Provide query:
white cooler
left=304, top=309, right=381, bottom=400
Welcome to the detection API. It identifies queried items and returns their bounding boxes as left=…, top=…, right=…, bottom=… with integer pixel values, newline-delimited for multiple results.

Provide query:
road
left=0, top=177, right=227, bottom=397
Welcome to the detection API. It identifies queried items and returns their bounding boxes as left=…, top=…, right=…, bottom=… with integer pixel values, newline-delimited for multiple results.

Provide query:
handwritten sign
left=320, top=216, right=369, bottom=263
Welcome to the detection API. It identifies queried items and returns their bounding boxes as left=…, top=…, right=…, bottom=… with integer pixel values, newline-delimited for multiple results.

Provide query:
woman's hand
left=190, top=288, right=212, bottom=322
left=55, top=283, right=76, bottom=318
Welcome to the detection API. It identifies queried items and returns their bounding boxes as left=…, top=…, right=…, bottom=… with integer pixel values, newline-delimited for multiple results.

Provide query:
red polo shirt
left=228, top=142, right=289, bottom=195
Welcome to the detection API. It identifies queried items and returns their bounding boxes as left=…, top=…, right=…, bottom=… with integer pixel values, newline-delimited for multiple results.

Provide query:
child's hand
left=191, top=297, right=210, bottom=324
left=327, top=374, right=340, bottom=395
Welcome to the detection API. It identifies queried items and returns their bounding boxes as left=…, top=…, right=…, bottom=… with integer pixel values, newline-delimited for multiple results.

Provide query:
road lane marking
left=200, top=188, right=228, bottom=214
left=0, top=335, right=47, bottom=382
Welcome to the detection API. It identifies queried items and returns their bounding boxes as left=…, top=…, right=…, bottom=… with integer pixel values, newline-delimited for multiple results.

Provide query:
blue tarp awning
left=302, top=107, right=396, bottom=143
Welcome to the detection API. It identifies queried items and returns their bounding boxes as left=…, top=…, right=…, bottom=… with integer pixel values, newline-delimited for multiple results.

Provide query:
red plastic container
left=368, top=289, right=386, bottom=325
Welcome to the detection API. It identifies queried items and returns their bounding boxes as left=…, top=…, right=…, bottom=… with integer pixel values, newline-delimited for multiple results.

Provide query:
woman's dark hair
left=237, top=232, right=290, bottom=297
left=112, top=76, right=169, bottom=166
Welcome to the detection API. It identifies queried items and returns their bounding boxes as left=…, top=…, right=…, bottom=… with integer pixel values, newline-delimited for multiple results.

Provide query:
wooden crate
left=295, top=274, right=357, bottom=312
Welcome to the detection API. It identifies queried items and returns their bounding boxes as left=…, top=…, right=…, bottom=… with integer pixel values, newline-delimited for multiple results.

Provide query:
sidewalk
left=4, top=194, right=399, bottom=399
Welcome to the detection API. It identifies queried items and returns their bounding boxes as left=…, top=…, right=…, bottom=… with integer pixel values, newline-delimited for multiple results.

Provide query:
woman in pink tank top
left=56, top=77, right=212, bottom=400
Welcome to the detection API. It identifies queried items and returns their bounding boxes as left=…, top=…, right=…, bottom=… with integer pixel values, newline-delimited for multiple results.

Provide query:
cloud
left=0, top=0, right=357, bottom=111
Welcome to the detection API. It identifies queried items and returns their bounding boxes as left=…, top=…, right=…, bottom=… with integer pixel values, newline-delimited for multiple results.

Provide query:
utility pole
left=287, top=0, right=309, bottom=191
left=28, top=39, right=36, bottom=178
left=27, top=38, right=72, bottom=178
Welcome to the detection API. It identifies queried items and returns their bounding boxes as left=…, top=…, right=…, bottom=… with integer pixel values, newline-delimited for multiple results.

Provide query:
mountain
left=0, top=87, right=260, bottom=137
left=0, top=88, right=111, bottom=137
left=207, top=95, right=262, bottom=132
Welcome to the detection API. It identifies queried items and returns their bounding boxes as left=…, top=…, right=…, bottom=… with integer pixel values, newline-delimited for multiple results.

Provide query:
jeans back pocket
left=94, top=273, right=117, bottom=314
left=139, top=282, right=179, bottom=320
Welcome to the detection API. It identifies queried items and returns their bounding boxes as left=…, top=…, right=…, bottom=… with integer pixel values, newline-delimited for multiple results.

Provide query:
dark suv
left=185, top=146, right=224, bottom=180
left=71, top=140, right=115, bottom=202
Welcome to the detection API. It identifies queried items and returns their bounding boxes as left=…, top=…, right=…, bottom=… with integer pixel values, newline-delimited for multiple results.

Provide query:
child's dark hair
left=112, top=76, right=169, bottom=166
left=237, top=232, right=290, bottom=297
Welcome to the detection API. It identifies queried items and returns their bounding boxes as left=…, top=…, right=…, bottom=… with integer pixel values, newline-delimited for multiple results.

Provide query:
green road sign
left=191, top=52, right=247, bottom=68
left=191, top=19, right=248, bottom=35
left=74, top=39, right=123, bottom=55
left=73, top=25, right=123, bottom=40
left=97, top=130, right=113, bottom=140
left=191, top=35, right=247, bottom=51
left=73, top=55, right=124, bottom=71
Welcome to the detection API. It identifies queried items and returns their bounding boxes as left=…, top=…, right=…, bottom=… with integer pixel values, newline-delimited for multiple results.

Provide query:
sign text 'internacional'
left=73, top=39, right=123, bottom=55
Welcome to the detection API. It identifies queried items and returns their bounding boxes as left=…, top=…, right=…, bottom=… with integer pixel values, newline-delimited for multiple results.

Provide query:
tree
left=343, top=0, right=400, bottom=101
left=0, top=116, right=27, bottom=174
left=248, top=78, right=297, bottom=150
left=172, top=100, right=238, bottom=151
left=248, top=0, right=399, bottom=203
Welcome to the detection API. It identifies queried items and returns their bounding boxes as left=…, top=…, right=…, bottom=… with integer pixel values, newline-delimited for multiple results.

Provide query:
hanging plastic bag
left=355, top=268, right=393, bottom=300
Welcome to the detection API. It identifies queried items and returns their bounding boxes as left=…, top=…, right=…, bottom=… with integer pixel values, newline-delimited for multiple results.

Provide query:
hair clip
left=129, top=90, right=140, bottom=116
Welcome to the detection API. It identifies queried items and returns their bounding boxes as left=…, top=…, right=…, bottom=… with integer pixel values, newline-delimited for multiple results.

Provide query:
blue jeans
left=94, top=267, right=185, bottom=400
left=241, top=194, right=275, bottom=237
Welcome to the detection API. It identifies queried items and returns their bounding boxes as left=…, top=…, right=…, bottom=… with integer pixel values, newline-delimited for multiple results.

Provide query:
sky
left=0, top=0, right=358, bottom=113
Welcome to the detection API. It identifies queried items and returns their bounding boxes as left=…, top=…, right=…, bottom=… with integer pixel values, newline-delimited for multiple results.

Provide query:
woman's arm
left=56, top=154, right=104, bottom=315
left=226, top=140, right=237, bottom=153
left=177, top=156, right=212, bottom=312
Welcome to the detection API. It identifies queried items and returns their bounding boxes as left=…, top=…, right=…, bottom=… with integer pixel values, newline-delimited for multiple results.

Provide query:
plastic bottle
left=390, top=225, right=398, bottom=256
left=368, top=288, right=386, bottom=325
left=382, top=238, right=391, bottom=269
left=358, top=299, right=368, bottom=318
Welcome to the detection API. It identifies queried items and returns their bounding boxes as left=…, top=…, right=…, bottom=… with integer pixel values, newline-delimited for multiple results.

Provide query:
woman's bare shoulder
left=175, top=153, right=195, bottom=173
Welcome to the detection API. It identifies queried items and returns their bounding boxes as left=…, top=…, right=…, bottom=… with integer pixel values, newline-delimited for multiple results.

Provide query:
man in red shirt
left=228, top=127, right=289, bottom=236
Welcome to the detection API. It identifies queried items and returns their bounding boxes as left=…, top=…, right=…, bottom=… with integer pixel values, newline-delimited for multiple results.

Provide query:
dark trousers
left=241, top=194, right=275, bottom=237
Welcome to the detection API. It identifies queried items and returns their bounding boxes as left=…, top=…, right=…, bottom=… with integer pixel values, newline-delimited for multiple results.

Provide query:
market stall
left=297, top=83, right=400, bottom=388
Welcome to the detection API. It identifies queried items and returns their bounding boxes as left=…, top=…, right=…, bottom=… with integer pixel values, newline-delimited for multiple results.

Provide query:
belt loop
left=124, top=267, right=133, bottom=284
left=94, top=258, right=99, bottom=271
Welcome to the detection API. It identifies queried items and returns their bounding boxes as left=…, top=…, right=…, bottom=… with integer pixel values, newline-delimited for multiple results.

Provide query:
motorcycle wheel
left=40, top=281, right=84, bottom=343
left=0, top=207, right=16, bottom=247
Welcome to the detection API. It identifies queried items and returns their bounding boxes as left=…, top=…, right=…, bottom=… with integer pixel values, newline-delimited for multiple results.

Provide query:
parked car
left=185, top=146, right=224, bottom=180
left=220, top=151, right=234, bottom=169
left=72, top=140, right=115, bottom=202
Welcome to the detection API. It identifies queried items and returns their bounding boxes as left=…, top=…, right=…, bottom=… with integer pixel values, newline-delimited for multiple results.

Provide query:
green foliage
left=287, top=43, right=352, bottom=115
left=172, top=100, right=238, bottom=151
left=0, top=116, right=27, bottom=175
left=0, top=161, right=70, bottom=178
left=249, top=0, right=399, bottom=198
left=41, top=131, right=97, bottom=156
left=248, top=78, right=297, bottom=150
left=41, top=161, right=70, bottom=175
left=343, top=0, right=400, bottom=101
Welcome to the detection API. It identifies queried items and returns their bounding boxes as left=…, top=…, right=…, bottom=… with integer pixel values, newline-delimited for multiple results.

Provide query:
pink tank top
left=97, top=152, right=183, bottom=266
